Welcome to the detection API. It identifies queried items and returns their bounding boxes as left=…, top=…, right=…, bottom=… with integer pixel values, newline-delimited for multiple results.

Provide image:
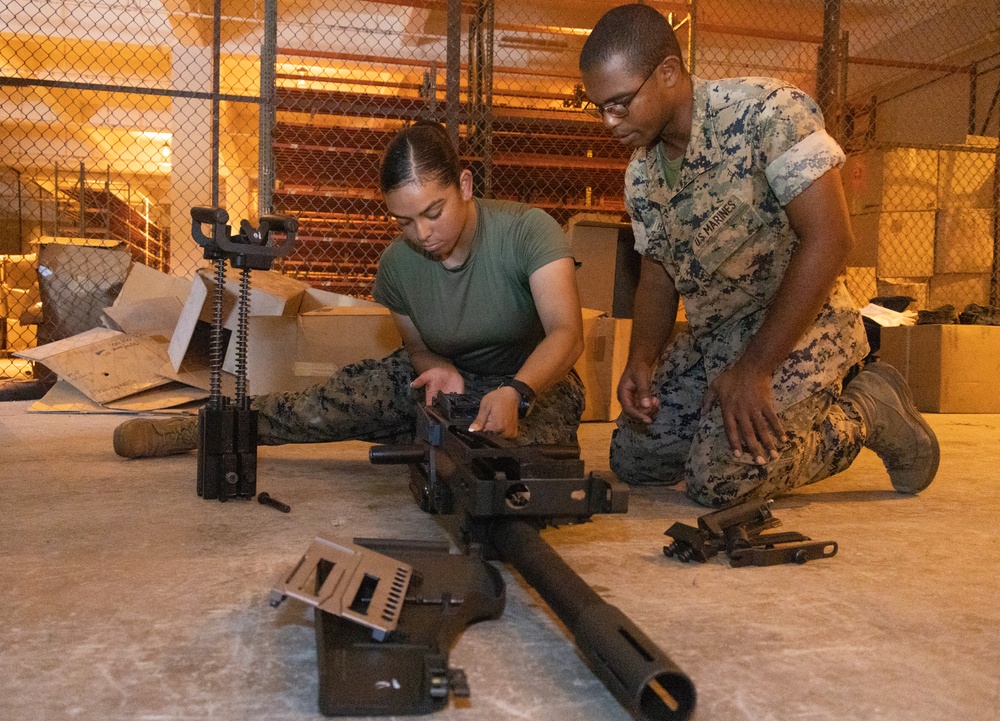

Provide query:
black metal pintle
left=189, top=206, right=296, bottom=503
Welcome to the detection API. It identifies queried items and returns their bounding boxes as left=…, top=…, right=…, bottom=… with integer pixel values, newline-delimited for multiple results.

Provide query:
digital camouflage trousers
left=253, top=348, right=586, bottom=447
left=609, top=346, right=866, bottom=508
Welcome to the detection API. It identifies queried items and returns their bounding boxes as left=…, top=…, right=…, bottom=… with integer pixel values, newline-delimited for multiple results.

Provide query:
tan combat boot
left=840, top=362, right=940, bottom=493
left=114, top=416, right=199, bottom=458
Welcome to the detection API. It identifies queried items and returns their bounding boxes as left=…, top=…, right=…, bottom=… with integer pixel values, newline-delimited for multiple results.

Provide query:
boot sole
left=866, top=362, right=941, bottom=493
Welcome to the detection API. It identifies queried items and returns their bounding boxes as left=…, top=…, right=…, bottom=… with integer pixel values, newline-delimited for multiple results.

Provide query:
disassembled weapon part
left=663, top=499, right=837, bottom=567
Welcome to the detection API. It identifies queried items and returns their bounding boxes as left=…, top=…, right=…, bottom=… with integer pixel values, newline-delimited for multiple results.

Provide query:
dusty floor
left=1, top=402, right=998, bottom=721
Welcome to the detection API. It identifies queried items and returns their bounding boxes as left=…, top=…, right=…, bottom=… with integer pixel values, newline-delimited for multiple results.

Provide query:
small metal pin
left=258, top=492, right=291, bottom=513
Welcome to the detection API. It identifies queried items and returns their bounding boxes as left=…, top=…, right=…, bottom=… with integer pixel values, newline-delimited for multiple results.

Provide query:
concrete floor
left=1, top=401, right=998, bottom=721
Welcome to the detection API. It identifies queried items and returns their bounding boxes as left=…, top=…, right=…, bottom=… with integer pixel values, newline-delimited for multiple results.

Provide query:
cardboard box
left=168, top=268, right=308, bottom=371
left=927, top=273, right=991, bottom=310
left=573, top=308, right=692, bottom=422
left=934, top=209, right=995, bottom=274
left=2, top=285, right=41, bottom=323
left=876, top=211, right=936, bottom=277
left=847, top=213, right=879, bottom=267
left=21, top=262, right=398, bottom=412
left=880, top=148, right=939, bottom=211
left=16, top=327, right=206, bottom=408
left=574, top=310, right=631, bottom=421
left=880, top=324, right=1000, bottom=412
left=1, top=253, right=37, bottom=291
left=4, top=318, right=37, bottom=352
left=112, top=261, right=189, bottom=309
left=568, top=217, right=641, bottom=318
left=937, top=147, right=996, bottom=209
left=850, top=211, right=936, bottom=277
left=222, top=286, right=382, bottom=380
left=28, top=379, right=207, bottom=414
left=1, top=253, right=40, bottom=350
left=243, top=306, right=402, bottom=395
left=843, top=148, right=938, bottom=214
left=16, top=263, right=215, bottom=412
left=877, top=278, right=929, bottom=310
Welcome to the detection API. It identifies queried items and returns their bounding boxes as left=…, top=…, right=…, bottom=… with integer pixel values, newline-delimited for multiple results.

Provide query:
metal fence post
left=818, top=0, right=843, bottom=141
left=258, top=0, right=278, bottom=217
left=446, top=0, right=462, bottom=150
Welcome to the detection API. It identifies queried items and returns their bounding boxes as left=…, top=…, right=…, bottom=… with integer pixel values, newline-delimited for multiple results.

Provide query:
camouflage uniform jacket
left=625, top=76, right=868, bottom=410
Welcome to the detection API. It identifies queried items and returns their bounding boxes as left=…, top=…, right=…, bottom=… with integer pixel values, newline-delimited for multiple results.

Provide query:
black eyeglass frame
left=583, top=60, right=664, bottom=120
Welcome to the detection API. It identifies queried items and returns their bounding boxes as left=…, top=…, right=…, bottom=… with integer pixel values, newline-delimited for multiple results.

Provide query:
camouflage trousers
left=253, top=348, right=585, bottom=447
left=610, top=340, right=866, bottom=508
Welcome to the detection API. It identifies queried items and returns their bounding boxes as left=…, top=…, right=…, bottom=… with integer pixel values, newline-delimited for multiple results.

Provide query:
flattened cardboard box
left=17, top=327, right=209, bottom=409
left=19, top=263, right=209, bottom=412
left=880, top=324, right=1000, bottom=413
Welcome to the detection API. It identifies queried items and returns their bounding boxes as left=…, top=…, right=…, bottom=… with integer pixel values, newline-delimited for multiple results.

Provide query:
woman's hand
left=389, top=312, right=465, bottom=404
left=468, top=386, right=521, bottom=438
left=411, top=366, right=465, bottom=405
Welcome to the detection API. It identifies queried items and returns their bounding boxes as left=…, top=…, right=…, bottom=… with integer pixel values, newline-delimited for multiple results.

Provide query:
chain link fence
left=2, top=0, right=999, bottom=380
left=1, top=0, right=271, bottom=379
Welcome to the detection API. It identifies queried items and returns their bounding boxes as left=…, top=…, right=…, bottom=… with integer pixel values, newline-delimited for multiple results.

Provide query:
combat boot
left=958, top=303, right=1000, bottom=326
left=114, top=416, right=198, bottom=458
left=840, top=362, right=940, bottom=493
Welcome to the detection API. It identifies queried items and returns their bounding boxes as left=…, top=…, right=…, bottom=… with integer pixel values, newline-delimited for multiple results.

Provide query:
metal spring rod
left=209, top=257, right=227, bottom=410
left=234, top=267, right=251, bottom=408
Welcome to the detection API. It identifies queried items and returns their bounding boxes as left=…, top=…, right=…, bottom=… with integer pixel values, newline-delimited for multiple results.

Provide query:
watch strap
left=499, top=378, right=536, bottom=417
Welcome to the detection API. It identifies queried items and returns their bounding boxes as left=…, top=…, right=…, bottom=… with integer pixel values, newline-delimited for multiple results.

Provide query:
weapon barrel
left=489, top=519, right=695, bottom=721
left=369, top=444, right=427, bottom=465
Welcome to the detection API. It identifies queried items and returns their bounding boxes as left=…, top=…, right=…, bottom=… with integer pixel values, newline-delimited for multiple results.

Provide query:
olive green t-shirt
left=372, top=198, right=572, bottom=376
left=656, top=140, right=684, bottom=189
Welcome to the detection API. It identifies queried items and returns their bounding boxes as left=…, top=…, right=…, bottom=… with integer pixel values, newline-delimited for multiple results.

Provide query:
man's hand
left=701, top=360, right=786, bottom=464
left=411, top=366, right=465, bottom=405
left=618, top=361, right=661, bottom=424
left=468, top=386, right=520, bottom=438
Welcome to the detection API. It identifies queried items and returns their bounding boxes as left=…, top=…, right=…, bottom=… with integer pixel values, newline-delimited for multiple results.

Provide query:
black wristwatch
left=499, top=378, right=536, bottom=418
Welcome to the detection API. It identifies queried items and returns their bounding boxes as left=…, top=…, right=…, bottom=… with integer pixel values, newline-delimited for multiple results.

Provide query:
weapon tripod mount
left=188, top=206, right=297, bottom=501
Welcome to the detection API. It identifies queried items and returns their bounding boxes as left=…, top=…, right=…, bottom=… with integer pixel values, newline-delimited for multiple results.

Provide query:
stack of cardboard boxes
left=842, top=137, right=1000, bottom=413
left=1, top=253, right=40, bottom=352
left=842, top=136, right=996, bottom=309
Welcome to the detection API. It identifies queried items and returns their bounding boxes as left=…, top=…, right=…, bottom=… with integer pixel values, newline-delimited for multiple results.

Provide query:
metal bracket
left=729, top=540, right=838, bottom=567
left=272, top=537, right=412, bottom=640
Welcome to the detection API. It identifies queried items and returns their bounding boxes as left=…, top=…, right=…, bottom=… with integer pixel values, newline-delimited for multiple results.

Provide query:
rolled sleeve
left=372, top=244, right=408, bottom=315
left=765, top=129, right=846, bottom=206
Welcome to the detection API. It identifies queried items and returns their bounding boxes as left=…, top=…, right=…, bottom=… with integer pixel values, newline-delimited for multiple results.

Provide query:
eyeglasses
left=583, top=62, right=660, bottom=120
